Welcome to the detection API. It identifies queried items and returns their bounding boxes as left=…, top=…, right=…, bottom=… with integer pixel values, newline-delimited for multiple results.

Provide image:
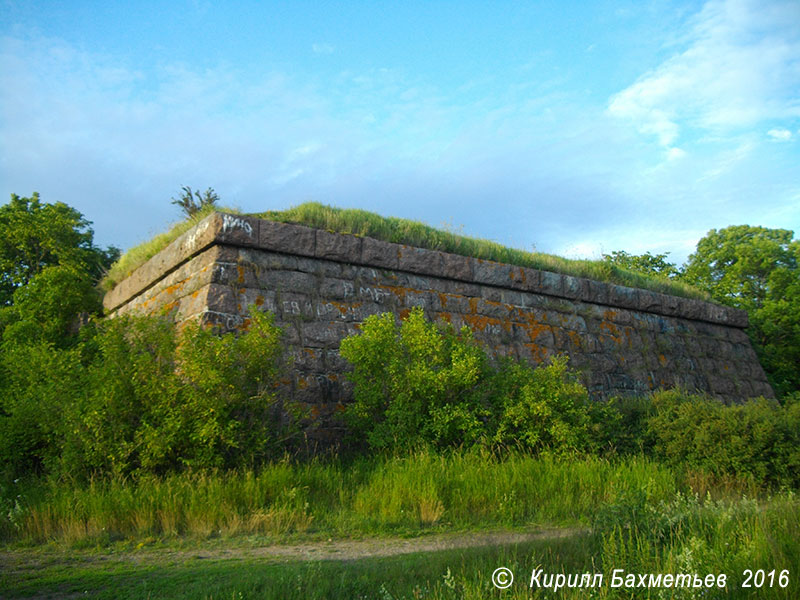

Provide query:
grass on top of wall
left=101, top=202, right=708, bottom=301
left=101, top=205, right=237, bottom=291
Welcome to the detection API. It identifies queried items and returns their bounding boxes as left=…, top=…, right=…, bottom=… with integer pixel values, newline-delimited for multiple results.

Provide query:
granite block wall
left=104, top=212, right=773, bottom=420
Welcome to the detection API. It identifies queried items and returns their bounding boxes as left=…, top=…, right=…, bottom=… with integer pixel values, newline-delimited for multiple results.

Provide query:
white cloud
left=767, top=128, right=793, bottom=141
left=312, top=43, right=335, bottom=55
left=608, top=0, right=800, bottom=147
left=666, top=147, right=687, bottom=161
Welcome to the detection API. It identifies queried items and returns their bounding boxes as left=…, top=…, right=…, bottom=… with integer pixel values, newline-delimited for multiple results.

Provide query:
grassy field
left=3, top=452, right=679, bottom=544
left=2, top=451, right=797, bottom=599
left=101, top=202, right=707, bottom=300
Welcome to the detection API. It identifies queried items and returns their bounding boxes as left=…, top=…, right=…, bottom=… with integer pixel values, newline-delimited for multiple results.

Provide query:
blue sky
left=2, top=0, right=799, bottom=265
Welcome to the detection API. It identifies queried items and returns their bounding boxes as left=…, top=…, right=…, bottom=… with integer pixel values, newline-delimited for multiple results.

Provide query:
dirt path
left=1, top=526, right=589, bottom=571
left=138, top=526, right=589, bottom=563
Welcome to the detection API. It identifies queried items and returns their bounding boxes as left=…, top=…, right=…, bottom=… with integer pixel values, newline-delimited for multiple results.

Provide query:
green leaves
left=340, top=307, right=599, bottom=454
left=602, top=250, right=680, bottom=279
left=0, top=308, right=290, bottom=480
left=170, top=186, right=220, bottom=218
left=646, top=390, right=800, bottom=488
left=0, top=193, right=118, bottom=307
left=682, top=225, right=800, bottom=396
left=493, top=356, right=593, bottom=453
left=682, top=225, right=798, bottom=312
left=340, top=308, right=492, bottom=450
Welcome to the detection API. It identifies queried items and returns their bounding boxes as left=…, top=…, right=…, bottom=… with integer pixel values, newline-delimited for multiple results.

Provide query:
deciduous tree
left=682, top=225, right=800, bottom=397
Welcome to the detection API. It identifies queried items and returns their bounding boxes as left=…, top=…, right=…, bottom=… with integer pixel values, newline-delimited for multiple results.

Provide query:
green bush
left=340, top=308, right=493, bottom=450
left=340, top=307, right=603, bottom=453
left=1, top=309, right=294, bottom=480
left=71, top=309, right=292, bottom=477
left=0, top=341, right=86, bottom=477
left=593, top=394, right=656, bottom=456
left=646, top=389, right=800, bottom=488
left=492, top=356, right=598, bottom=454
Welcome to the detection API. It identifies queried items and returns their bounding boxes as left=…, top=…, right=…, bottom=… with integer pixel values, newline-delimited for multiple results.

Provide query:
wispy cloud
left=312, top=43, right=335, bottom=55
left=608, top=0, right=800, bottom=148
left=767, top=128, right=793, bottom=141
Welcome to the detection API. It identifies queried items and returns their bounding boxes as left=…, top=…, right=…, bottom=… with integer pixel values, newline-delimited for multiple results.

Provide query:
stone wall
left=104, top=212, right=773, bottom=418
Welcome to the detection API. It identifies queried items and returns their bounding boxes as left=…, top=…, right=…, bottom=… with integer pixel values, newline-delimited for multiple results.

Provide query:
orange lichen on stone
left=603, top=309, right=618, bottom=321
left=330, top=300, right=360, bottom=316
left=520, top=313, right=552, bottom=343
left=599, top=320, right=625, bottom=345
left=237, top=265, right=246, bottom=284
left=164, top=281, right=186, bottom=296
left=566, top=330, right=583, bottom=349
left=485, top=299, right=509, bottom=313
left=523, top=342, right=547, bottom=362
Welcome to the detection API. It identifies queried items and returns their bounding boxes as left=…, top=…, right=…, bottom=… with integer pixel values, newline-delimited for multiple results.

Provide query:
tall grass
left=4, top=491, right=797, bottom=599
left=3, top=451, right=678, bottom=546
left=4, top=450, right=797, bottom=599
left=101, top=202, right=707, bottom=300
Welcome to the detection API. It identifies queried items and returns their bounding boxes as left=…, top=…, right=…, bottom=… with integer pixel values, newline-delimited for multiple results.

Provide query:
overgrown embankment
left=101, top=202, right=707, bottom=300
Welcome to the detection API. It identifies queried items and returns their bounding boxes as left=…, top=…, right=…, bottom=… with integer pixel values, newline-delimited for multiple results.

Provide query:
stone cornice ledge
left=104, top=211, right=748, bottom=329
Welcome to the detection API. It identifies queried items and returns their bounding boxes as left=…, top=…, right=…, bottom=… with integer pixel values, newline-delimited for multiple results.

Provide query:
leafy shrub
left=592, top=394, right=656, bottom=456
left=71, top=309, right=292, bottom=476
left=340, top=307, right=493, bottom=450
left=0, top=341, right=86, bottom=477
left=340, top=307, right=603, bottom=453
left=492, top=356, right=598, bottom=454
left=1, top=308, right=294, bottom=480
left=646, top=389, right=800, bottom=488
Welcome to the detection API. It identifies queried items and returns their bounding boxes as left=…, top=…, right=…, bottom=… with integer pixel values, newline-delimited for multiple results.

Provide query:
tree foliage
left=0, top=193, right=118, bottom=307
left=2, top=266, right=100, bottom=347
left=682, top=225, right=798, bottom=312
left=602, top=250, right=680, bottom=279
left=681, top=225, right=800, bottom=396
